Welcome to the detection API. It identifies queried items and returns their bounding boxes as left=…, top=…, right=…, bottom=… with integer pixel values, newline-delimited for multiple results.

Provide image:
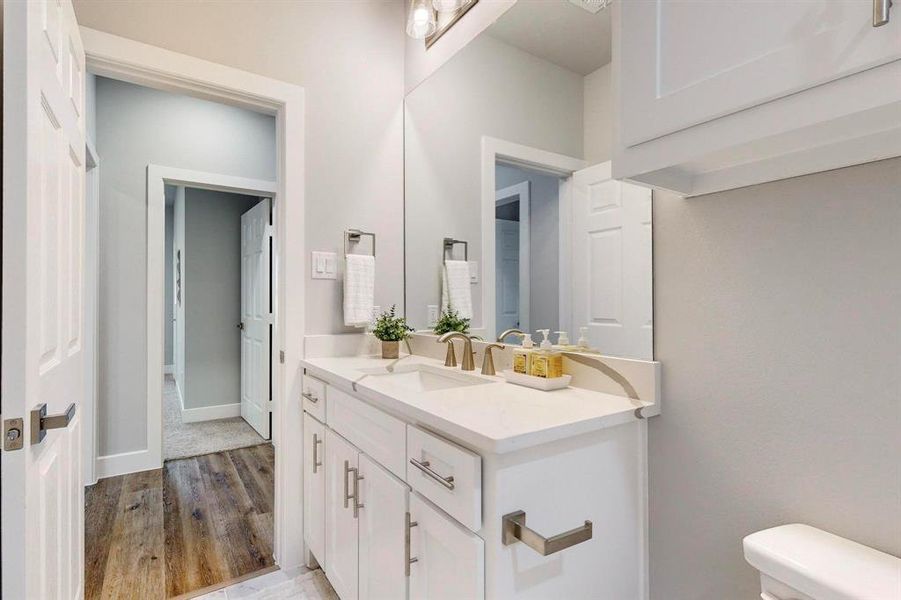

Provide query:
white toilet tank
left=743, top=524, right=901, bottom=600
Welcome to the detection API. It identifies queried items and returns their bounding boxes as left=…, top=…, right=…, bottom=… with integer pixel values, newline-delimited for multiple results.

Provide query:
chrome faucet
left=437, top=332, right=476, bottom=371
left=497, top=328, right=525, bottom=343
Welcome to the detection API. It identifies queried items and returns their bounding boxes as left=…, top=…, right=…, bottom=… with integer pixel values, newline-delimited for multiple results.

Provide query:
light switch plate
left=311, top=251, right=337, bottom=279
left=427, top=305, right=439, bottom=326
left=468, top=261, right=479, bottom=284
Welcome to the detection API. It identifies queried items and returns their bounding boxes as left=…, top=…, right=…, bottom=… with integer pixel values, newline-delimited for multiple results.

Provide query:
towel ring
left=345, top=229, right=376, bottom=258
left=443, top=238, right=468, bottom=263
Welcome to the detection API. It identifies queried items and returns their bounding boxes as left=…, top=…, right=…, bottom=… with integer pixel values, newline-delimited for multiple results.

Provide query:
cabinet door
left=325, top=430, right=360, bottom=600
left=303, top=413, right=326, bottom=568
left=619, top=0, right=901, bottom=147
left=409, top=494, right=484, bottom=600
left=359, top=455, right=409, bottom=600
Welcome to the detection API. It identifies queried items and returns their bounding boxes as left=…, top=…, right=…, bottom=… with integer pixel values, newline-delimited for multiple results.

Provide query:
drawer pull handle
left=409, top=458, right=455, bottom=490
left=312, top=433, right=322, bottom=474
left=405, top=511, right=419, bottom=576
left=874, top=0, right=891, bottom=26
left=502, top=510, right=592, bottom=556
left=302, top=392, right=319, bottom=403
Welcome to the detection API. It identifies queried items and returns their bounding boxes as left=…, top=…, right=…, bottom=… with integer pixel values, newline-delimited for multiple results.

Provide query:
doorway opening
left=84, top=74, right=282, bottom=598
left=164, top=186, right=272, bottom=460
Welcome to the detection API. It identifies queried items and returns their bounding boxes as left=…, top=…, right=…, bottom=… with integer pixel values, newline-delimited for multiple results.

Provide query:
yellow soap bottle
left=530, top=330, right=564, bottom=378
left=512, top=333, right=535, bottom=375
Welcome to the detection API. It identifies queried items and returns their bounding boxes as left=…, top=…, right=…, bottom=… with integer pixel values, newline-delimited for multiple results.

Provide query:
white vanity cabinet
left=303, top=412, right=326, bottom=569
left=408, top=492, right=485, bottom=600
left=301, top=367, right=647, bottom=600
left=324, top=429, right=361, bottom=600
left=614, top=0, right=901, bottom=196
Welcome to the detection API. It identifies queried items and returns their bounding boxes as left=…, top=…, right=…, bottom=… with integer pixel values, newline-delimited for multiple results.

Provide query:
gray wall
left=405, top=34, right=583, bottom=330
left=495, top=163, right=561, bottom=334
left=183, top=188, right=260, bottom=409
left=164, top=201, right=174, bottom=366
left=651, top=157, right=901, bottom=599
left=583, top=64, right=612, bottom=165
left=74, top=1, right=406, bottom=335
left=95, top=76, right=275, bottom=456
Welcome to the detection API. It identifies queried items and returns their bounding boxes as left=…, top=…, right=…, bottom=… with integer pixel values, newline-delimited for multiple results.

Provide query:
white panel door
left=571, top=162, right=652, bottom=360
left=620, top=0, right=901, bottom=147
left=495, top=220, right=521, bottom=334
left=409, top=493, right=484, bottom=600
left=303, top=412, right=326, bottom=568
left=359, top=454, right=409, bottom=600
left=325, top=429, right=360, bottom=600
left=2, top=0, right=86, bottom=598
left=240, top=198, right=271, bottom=438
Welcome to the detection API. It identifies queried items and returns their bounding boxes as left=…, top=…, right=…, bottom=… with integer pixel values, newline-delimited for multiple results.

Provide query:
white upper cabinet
left=615, top=0, right=901, bottom=196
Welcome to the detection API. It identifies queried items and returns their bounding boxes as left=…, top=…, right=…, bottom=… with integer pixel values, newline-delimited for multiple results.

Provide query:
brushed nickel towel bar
left=443, top=237, right=468, bottom=263
left=502, top=510, right=593, bottom=556
left=345, top=228, right=376, bottom=257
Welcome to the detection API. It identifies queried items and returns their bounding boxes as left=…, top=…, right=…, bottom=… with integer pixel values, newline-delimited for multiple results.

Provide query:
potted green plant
left=371, top=305, right=413, bottom=359
left=433, top=308, right=471, bottom=336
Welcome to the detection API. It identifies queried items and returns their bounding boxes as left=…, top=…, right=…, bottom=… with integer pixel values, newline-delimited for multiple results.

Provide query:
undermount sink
left=358, top=363, right=491, bottom=392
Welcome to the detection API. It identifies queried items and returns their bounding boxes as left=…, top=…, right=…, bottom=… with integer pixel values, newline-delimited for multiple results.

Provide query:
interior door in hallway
left=2, top=0, right=87, bottom=597
left=240, top=198, right=272, bottom=439
left=571, top=162, right=653, bottom=360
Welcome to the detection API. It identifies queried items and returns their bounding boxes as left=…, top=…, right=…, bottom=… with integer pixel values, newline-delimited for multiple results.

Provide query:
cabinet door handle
left=312, top=433, right=322, bottom=474
left=352, top=469, right=364, bottom=519
left=302, top=391, right=318, bottom=403
left=874, top=0, right=892, bottom=26
left=405, top=511, right=419, bottom=576
left=409, top=458, right=455, bottom=490
left=343, top=460, right=353, bottom=508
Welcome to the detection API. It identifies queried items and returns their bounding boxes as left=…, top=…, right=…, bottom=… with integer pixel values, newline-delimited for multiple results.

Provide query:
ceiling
left=485, top=0, right=612, bottom=76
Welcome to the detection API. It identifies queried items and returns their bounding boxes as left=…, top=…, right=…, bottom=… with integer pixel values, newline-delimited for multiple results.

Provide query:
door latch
left=3, top=418, right=24, bottom=451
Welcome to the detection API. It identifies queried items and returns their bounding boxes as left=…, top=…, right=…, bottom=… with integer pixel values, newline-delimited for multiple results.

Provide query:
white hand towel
left=344, top=254, right=375, bottom=327
left=440, top=260, right=473, bottom=319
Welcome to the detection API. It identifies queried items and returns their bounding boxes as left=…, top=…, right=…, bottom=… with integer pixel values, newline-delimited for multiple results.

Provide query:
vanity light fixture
left=406, top=0, right=437, bottom=39
left=406, top=0, right=478, bottom=45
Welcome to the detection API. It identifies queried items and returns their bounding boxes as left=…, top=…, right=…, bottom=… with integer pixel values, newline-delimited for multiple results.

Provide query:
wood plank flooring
left=86, top=444, right=275, bottom=599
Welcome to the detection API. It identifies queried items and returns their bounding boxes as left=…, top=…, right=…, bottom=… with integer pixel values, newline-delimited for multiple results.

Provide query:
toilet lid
left=743, top=524, right=901, bottom=600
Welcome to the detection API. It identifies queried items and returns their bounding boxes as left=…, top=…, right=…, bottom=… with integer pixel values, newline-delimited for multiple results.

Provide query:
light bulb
left=406, top=0, right=437, bottom=39
left=432, top=0, right=465, bottom=14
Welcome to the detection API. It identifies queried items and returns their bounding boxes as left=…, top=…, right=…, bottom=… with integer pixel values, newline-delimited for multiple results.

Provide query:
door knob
left=30, top=403, right=76, bottom=444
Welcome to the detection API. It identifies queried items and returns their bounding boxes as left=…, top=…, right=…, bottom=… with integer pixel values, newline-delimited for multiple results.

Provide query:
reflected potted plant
left=433, top=308, right=470, bottom=336
left=372, top=305, right=413, bottom=359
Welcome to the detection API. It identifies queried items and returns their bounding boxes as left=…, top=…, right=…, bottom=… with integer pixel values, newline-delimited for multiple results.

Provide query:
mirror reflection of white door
left=240, top=198, right=271, bottom=439
left=495, top=182, right=530, bottom=335
left=2, top=0, right=86, bottom=597
left=571, top=162, right=653, bottom=359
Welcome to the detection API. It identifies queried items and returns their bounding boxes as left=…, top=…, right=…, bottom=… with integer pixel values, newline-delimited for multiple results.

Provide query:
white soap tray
left=502, top=370, right=572, bottom=391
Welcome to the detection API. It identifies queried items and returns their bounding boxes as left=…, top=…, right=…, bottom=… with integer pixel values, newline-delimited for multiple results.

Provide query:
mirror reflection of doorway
left=495, top=181, right=530, bottom=334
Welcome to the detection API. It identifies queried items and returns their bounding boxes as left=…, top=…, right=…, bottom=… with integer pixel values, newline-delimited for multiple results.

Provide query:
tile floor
left=194, top=567, right=338, bottom=600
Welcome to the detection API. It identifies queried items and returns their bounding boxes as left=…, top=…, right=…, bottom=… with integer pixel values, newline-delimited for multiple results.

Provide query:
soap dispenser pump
left=578, top=327, right=590, bottom=349
left=537, top=329, right=552, bottom=350
left=555, top=331, right=570, bottom=347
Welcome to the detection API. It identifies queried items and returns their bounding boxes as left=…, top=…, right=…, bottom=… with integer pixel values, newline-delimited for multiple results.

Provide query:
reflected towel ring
left=443, top=237, right=468, bottom=263
left=345, top=229, right=376, bottom=258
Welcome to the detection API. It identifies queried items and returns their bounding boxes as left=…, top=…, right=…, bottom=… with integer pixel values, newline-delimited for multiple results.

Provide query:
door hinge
left=3, top=417, right=24, bottom=451
left=279, top=350, right=285, bottom=364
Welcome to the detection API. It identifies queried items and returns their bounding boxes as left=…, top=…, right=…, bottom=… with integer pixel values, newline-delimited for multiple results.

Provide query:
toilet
left=743, top=524, right=901, bottom=600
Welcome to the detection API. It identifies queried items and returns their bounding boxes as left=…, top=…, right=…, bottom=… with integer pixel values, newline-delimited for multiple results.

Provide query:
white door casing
left=571, top=162, right=653, bottom=360
left=2, top=0, right=86, bottom=598
left=241, top=198, right=272, bottom=439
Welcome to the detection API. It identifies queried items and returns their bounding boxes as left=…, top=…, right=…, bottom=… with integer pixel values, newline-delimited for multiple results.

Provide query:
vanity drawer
left=327, top=387, right=407, bottom=480
left=302, top=374, right=327, bottom=422
left=406, top=425, right=481, bottom=532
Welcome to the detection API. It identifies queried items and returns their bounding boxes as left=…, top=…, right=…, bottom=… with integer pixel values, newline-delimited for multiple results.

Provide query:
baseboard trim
left=164, top=364, right=174, bottom=375
left=181, top=402, right=242, bottom=423
left=96, top=449, right=155, bottom=479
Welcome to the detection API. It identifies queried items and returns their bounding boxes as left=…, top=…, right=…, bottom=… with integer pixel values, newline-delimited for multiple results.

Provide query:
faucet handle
left=481, top=343, right=505, bottom=376
left=441, top=338, right=457, bottom=367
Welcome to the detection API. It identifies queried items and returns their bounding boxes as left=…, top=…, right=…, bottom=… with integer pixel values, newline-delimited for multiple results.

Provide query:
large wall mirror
left=404, top=0, right=654, bottom=360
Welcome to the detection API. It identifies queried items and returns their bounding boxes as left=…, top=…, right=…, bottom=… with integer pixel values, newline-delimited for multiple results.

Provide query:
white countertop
left=300, top=354, right=652, bottom=455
